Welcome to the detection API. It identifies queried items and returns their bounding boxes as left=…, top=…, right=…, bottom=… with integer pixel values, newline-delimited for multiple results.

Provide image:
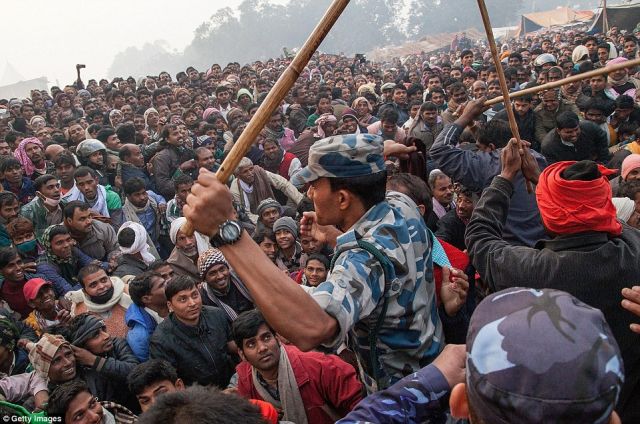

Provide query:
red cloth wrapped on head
left=535, top=160, right=622, bottom=237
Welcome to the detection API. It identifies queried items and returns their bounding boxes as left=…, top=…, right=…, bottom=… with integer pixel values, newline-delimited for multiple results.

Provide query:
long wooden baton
left=182, top=0, right=351, bottom=236
left=477, top=0, right=534, bottom=193
left=485, top=57, right=640, bottom=106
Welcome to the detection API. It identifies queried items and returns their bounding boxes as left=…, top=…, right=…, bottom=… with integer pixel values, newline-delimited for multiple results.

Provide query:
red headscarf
left=536, top=161, right=622, bottom=237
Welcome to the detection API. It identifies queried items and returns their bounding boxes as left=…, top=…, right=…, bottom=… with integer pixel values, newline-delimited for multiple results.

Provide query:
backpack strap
left=330, top=238, right=395, bottom=391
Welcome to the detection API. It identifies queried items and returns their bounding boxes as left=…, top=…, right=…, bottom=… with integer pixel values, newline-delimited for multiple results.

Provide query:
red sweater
left=236, top=344, right=363, bottom=424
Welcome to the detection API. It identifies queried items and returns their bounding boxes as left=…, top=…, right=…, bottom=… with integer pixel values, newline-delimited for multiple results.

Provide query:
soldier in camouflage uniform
left=183, top=133, right=468, bottom=393
left=340, top=287, right=624, bottom=424
left=296, top=134, right=444, bottom=391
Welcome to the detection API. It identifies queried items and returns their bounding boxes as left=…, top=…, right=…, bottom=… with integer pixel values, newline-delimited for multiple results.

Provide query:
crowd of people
left=1, top=21, right=640, bottom=423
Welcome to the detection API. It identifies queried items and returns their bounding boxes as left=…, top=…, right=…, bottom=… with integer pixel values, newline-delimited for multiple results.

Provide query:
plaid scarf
left=27, top=334, right=69, bottom=377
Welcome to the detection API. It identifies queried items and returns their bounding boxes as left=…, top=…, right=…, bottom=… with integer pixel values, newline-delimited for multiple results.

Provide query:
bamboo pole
left=476, top=0, right=534, bottom=193
left=182, top=0, right=351, bottom=236
left=486, top=57, right=640, bottom=106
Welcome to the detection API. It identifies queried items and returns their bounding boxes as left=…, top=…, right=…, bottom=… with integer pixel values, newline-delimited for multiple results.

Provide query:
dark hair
left=618, top=121, right=638, bottom=137
left=477, top=119, right=512, bottom=149
left=116, top=124, right=136, bottom=144
left=460, top=49, right=473, bottom=58
left=124, top=177, right=146, bottom=196
left=508, top=52, right=523, bottom=61
left=137, top=386, right=265, bottom=424
left=231, top=309, right=274, bottom=349
left=54, top=153, right=76, bottom=169
left=63, top=201, right=90, bottom=220
left=455, top=183, right=480, bottom=202
left=315, top=93, right=331, bottom=106
left=46, top=225, right=70, bottom=245
left=583, top=35, right=598, bottom=45
left=117, top=227, right=136, bottom=249
left=96, top=127, right=116, bottom=144
left=586, top=98, right=614, bottom=115
left=616, top=95, right=635, bottom=110
left=6, top=217, right=34, bottom=240
left=556, top=111, right=580, bottom=130
left=0, top=192, right=18, bottom=209
left=306, top=253, right=330, bottom=270
left=127, top=359, right=179, bottom=396
left=0, top=247, right=20, bottom=269
left=77, top=264, right=105, bottom=288
left=173, top=174, right=193, bottom=190
left=252, top=229, right=276, bottom=244
left=448, top=81, right=466, bottom=94
left=378, top=107, right=399, bottom=125
left=328, top=170, right=387, bottom=211
left=47, top=380, right=91, bottom=421
left=33, top=174, right=56, bottom=192
left=386, top=173, right=433, bottom=217
left=148, top=260, right=171, bottom=272
left=0, top=158, right=22, bottom=173
left=129, top=271, right=161, bottom=306
left=73, top=166, right=97, bottom=180
left=160, top=124, right=180, bottom=142
left=420, top=101, right=438, bottom=113
left=165, top=275, right=197, bottom=301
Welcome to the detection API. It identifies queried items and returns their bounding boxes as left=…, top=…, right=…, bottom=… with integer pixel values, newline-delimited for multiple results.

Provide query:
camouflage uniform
left=339, top=287, right=624, bottom=424
left=297, top=134, right=443, bottom=392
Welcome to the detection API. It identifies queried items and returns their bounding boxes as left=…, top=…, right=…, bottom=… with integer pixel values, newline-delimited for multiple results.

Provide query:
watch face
left=221, top=222, right=241, bottom=241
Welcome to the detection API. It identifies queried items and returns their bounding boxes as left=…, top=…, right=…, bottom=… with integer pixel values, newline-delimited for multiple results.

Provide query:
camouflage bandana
left=466, top=288, right=624, bottom=424
left=293, top=133, right=385, bottom=185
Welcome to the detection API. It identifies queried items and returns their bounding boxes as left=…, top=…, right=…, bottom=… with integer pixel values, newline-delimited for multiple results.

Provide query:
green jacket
left=20, top=198, right=63, bottom=242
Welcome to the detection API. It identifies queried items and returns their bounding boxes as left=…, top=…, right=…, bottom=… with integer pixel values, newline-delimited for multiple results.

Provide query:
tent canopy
left=518, top=7, right=594, bottom=35
left=589, top=2, right=640, bottom=34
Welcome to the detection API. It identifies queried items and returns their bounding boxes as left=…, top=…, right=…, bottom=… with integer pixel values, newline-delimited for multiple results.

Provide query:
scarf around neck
left=251, top=346, right=308, bottom=424
left=66, top=276, right=132, bottom=314
left=85, top=185, right=109, bottom=217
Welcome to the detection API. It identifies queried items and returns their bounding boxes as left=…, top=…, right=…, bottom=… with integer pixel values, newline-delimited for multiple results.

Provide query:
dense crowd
left=1, top=22, right=640, bottom=423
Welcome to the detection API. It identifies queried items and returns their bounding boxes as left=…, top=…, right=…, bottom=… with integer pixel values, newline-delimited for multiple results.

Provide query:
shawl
left=236, top=166, right=275, bottom=214
left=252, top=346, right=308, bottom=424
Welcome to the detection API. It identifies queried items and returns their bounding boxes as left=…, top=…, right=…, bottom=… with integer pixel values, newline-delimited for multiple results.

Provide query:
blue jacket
left=36, top=248, right=106, bottom=296
left=430, top=123, right=548, bottom=247
left=125, top=304, right=158, bottom=362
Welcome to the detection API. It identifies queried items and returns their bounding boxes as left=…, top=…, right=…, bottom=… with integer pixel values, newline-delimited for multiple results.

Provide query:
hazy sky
left=1, top=0, right=286, bottom=87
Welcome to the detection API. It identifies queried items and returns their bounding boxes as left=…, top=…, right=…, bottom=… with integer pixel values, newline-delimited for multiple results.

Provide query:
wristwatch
left=211, top=220, right=243, bottom=247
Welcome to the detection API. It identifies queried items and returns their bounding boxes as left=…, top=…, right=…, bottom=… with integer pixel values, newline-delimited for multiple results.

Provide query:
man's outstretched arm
left=184, top=169, right=337, bottom=351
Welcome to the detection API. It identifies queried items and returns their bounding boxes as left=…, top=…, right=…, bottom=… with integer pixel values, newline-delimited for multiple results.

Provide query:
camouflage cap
left=293, top=134, right=385, bottom=186
left=466, top=288, right=623, bottom=424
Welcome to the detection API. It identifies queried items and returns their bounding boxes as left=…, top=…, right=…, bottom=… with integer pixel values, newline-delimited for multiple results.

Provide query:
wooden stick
left=486, top=57, right=640, bottom=106
left=476, top=0, right=534, bottom=193
left=182, top=0, right=351, bottom=236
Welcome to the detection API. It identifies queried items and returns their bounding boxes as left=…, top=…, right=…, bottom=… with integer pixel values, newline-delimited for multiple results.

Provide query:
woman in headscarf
left=35, top=225, right=107, bottom=296
left=351, top=97, right=378, bottom=130
left=143, top=108, right=160, bottom=141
